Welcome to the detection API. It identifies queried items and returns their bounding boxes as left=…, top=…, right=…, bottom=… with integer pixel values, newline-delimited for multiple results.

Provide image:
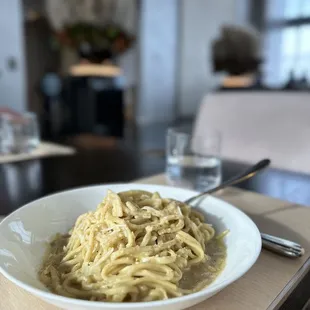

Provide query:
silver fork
left=184, top=159, right=305, bottom=258
left=261, top=233, right=305, bottom=258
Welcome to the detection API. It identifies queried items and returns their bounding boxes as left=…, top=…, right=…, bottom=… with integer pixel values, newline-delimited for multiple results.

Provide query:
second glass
left=0, top=114, right=14, bottom=154
left=6, top=112, right=40, bottom=154
left=166, top=127, right=222, bottom=192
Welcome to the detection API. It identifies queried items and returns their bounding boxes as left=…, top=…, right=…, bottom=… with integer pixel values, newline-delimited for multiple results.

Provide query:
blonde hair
left=212, top=25, right=261, bottom=75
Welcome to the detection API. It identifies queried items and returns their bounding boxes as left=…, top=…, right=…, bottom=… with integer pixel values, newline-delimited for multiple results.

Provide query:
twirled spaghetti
left=39, top=190, right=226, bottom=302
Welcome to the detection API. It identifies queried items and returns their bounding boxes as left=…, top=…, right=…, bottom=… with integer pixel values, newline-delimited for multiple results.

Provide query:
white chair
left=193, top=91, right=310, bottom=174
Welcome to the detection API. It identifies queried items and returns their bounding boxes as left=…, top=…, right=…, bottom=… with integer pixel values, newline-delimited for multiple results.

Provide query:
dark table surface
left=1, top=150, right=310, bottom=309
left=1, top=149, right=310, bottom=216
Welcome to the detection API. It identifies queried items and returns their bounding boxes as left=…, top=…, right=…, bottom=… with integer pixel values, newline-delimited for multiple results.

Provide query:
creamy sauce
left=40, top=235, right=227, bottom=296
left=180, top=238, right=227, bottom=290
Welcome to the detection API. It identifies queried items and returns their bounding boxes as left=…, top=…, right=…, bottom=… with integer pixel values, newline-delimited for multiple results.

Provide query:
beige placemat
left=0, top=175, right=310, bottom=310
left=136, top=175, right=310, bottom=310
left=0, top=142, right=75, bottom=164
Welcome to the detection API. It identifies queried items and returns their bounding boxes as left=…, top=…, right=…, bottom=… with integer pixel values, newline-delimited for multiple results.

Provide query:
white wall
left=0, top=0, right=27, bottom=112
left=118, top=0, right=138, bottom=89
left=178, top=0, right=250, bottom=117
left=138, top=0, right=178, bottom=124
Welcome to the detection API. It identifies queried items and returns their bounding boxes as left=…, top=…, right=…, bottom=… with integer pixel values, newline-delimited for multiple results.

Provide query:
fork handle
left=261, top=233, right=305, bottom=258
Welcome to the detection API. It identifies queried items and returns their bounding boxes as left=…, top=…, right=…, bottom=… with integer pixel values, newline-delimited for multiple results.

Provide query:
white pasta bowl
left=0, top=184, right=261, bottom=310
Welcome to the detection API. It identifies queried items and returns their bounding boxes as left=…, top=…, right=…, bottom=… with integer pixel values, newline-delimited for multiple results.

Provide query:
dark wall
left=23, top=0, right=60, bottom=114
left=24, top=18, right=60, bottom=114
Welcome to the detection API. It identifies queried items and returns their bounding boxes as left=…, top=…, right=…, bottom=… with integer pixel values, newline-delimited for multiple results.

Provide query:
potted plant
left=45, top=0, right=136, bottom=70
left=54, top=22, right=134, bottom=63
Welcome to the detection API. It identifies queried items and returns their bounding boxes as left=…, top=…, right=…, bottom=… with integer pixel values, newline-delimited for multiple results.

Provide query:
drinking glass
left=0, top=114, right=14, bottom=154
left=10, top=112, right=40, bottom=153
left=166, top=127, right=222, bottom=191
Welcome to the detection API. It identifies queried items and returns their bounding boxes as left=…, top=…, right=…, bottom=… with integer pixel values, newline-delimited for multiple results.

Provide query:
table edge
left=268, top=256, right=310, bottom=310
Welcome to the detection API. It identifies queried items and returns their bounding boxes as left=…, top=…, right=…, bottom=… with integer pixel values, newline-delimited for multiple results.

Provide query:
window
left=263, top=0, right=310, bottom=87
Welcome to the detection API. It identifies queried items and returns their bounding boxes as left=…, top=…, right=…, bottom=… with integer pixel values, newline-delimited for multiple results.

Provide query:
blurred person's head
left=212, top=25, right=261, bottom=76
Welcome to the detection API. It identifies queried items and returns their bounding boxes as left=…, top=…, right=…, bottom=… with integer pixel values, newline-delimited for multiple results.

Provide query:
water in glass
left=166, top=127, right=222, bottom=191
left=0, top=115, right=13, bottom=154
left=11, top=112, right=40, bottom=153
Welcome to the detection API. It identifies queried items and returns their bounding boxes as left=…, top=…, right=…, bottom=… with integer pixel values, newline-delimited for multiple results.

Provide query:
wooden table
left=1, top=174, right=310, bottom=309
left=2, top=152, right=310, bottom=216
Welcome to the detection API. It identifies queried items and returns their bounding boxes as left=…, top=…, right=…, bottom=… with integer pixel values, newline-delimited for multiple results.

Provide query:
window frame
left=253, top=0, right=310, bottom=86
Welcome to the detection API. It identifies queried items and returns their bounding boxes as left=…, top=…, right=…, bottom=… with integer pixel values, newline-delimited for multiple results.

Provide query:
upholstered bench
left=194, top=91, right=310, bottom=174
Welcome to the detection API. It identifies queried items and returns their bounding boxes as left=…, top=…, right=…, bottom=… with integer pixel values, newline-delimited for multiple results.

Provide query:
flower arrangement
left=54, top=22, right=134, bottom=61
left=45, top=0, right=136, bottom=63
